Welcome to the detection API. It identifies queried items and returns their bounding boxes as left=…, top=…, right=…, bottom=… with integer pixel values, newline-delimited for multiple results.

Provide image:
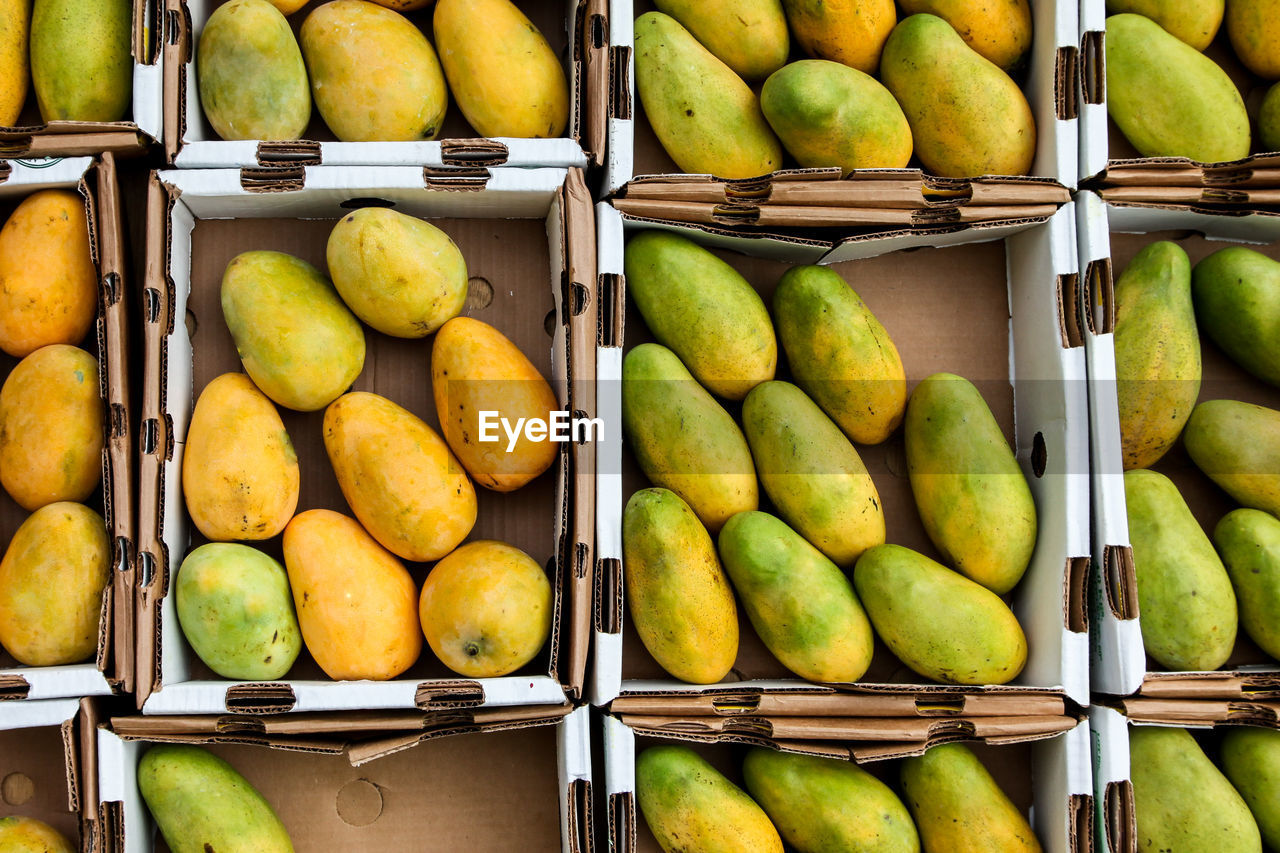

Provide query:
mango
left=138, top=744, right=294, bottom=853
left=719, top=511, right=874, bottom=683
left=773, top=264, right=905, bottom=445
left=622, top=343, right=757, bottom=532
left=182, top=373, right=299, bottom=542
left=1216, top=509, right=1280, bottom=660
left=624, top=231, right=776, bottom=400
left=1192, top=246, right=1280, bottom=386
left=636, top=746, right=784, bottom=853
left=743, top=381, right=884, bottom=567
left=175, top=542, right=301, bottom=681
left=0, top=817, right=74, bottom=853
left=326, top=207, right=467, bottom=338
left=1130, top=726, right=1261, bottom=852
left=0, top=502, right=109, bottom=666
left=434, top=0, right=568, bottom=138
left=366, top=0, right=430, bottom=10
left=900, top=0, right=1032, bottom=70
left=782, top=0, right=895, bottom=74
left=1185, top=399, right=1280, bottom=517
left=1263, top=81, right=1280, bottom=150
left=1105, top=0, right=1224, bottom=50
left=30, top=0, right=131, bottom=122
left=221, top=250, right=365, bottom=412
left=0, top=344, right=103, bottom=511
left=1124, top=468, right=1237, bottom=671
left=197, top=0, right=310, bottom=141
left=0, top=0, right=29, bottom=126
left=300, top=0, right=448, bottom=141
left=1106, top=13, right=1250, bottom=161
left=1111, top=241, right=1200, bottom=469
left=900, top=743, right=1041, bottom=853
left=282, top=509, right=421, bottom=680
left=1221, top=727, right=1280, bottom=849
left=905, top=373, right=1036, bottom=594
left=431, top=317, right=558, bottom=492
left=854, top=544, right=1026, bottom=684
left=418, top=540, right=552, bottom=678
left=1228, top=0, right=1280, bottom=78
left=623, top=488, right=738, bottom=684
left=634, top=12, right=783, bottom=178
left=266, top=0, right=308, bottom=12
left=742, top=749, right=919, bottom=853
left=652, top=0, right=788, bottom=81
left=881, top=14, right=1035, bottom=177
left=323, top=391, right=476, bottom=561
left=0, top=189, right=96, bottom=357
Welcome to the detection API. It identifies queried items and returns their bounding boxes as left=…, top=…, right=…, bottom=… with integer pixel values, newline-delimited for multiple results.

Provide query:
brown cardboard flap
left=1070, top=793, right=1093, bottom=853
left=619, top=177, right=1070, bottom=208
left=610, top=198, right=1061, bottom=228
left=1102, top=545, right=1137, bottom=620
left=1080, top=29, right=1103, bottom=106
left=609, top=692, right=1066, bottom=718
left=1137, top=673, right=1280, bottom=700
left=618, top=714, right=1079, bottom=743
left=1119, top=697, right=1280, bottom=727
left=1100, top=186, right=1280, bottom=205
left=346, top=706, right=571, bottom=766
left=77, top=699, right=99, bottom=852
left=0, top=132, right=147, bottom=158
left=584, top=0, right=609, bottom=169
left=0, top=673, right=29, bottom=699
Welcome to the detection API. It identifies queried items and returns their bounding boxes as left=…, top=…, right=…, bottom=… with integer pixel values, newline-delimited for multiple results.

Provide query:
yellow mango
left=782, top=0, right=896, bottom=74
left=267, top=0, right=309, bottom=12
left=434, top=0, right=569, bottom=138
left=1107, top=0, right=1223, bottom=50
left=0, top=817, right=75, bottom=853
left=0, top=0, right=29, bottom=127
left=0, top=189, right=96, bottom=357
left=900, top=0, right=1032, bottom=71
left=1228, top=0, right=1280, bottom=79
left=652, top=0, right=789, bottom=81
left=182, top=373, right=300, bottom=542
left=366, top=0, right=430, bottom=9
left=323, top=391, right=476, bottom=561
left=282, top=509, right=421, bottom=680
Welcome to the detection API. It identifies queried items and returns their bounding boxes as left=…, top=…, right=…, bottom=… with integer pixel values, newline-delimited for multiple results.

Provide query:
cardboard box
left=1075, top=191, right=1280, bottom=698
left=592, top=200, right=1091, bottom=708
left=0, top=156, right=135, bottom=700
left=0, top=698, right=97, bottom=853
left=94, top=704, right=593, bottom=852
left=136, top=165, right=596, bottom=713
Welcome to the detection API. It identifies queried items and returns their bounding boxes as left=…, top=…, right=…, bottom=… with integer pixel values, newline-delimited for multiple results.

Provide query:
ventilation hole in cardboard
left=338, top=197, right=395, bottom=210
left=144, top=288, right=161, bottom=324
left=464, top=276, right=493, bottom=311
left=883, top=436, right=908, bottom=478
left=544, top=309, right=557, bottom=337
left=1032, top=432, right=1047, bottom=478
left=185, top=308, right=197, bottom=340
left=1, top=772, right=34, bottom=806
left=336, top=779, right=383, bottom=826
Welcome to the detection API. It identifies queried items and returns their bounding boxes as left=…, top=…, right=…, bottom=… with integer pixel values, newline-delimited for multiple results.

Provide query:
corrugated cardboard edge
left=609, top=197, right=1064, bottom=228
left=608, top=691, right=1066, bottom=718
left=583, top=0, right=609, bottom=171
left=0, top=697, right=92, bottom=852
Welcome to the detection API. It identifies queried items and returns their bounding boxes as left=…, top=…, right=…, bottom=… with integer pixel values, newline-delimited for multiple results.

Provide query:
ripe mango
left=1216, top=509, right=1280, bottom=661
left=418, top=540, right=552, bottom=678
left=634, top=12, right=782, bottom=179
left=0, top=817, right=74, bottom=853
left=623, top=488, right=738, bottom=684
left=1228, top=0, right=1280, bottom=78
left=197, top=0, right=310, bottom=141
left=624, top=231, right=775, bottom=401
left=1106, top=13, right=1250, bottom=161
left=773, top=264, right=905, bottom=445
left=900, top=743, right=1041, bottom=853
left=900, top=0, right=1032, bottom=71
left=30, top=0, right=131, bottom=121
left=1185, top=399, right=1280, bottom=517
left=300, top=0, right=448, bottom=141
left=1192, top=246, right=1280, bottom=386
left=0, top=0, right=29, bottom=127
left=853, top=544, right=1027, bottom=684
left=1221, top=727, right=1280, bottom=849
left=881, top=13, right=1035, bottom=177
left=1130, top=726, right=1261, bottom=852
left=0, top=502, right=109, bottom=666
left=718, top=511, right=874, bottom=683
left=652, top=0, right=788, bottom=81
left=1105, top=0, right=1224, bottom=50
left=636, top=746, right=784, bottom=853
left=621, top=343, right=757, bottom=532
left=221, top=250, right=365, bottom=412
left=905, top=373, right=1036, bottom=594
left=1124, top=468, right=1237, bottom=671
left=434, top=0, right=568, bottom=138
left=0, top=344, right=103, bottom=511
left=366, top=0, right=429, bottom=10
left=742, top=749, right=919, bottom=853
left=782, top=0, right=895, bottom=74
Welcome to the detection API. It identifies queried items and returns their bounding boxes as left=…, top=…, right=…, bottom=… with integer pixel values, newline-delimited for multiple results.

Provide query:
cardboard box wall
left=0, top=698, right=97, bottom=853
left=136, top=165, right=596, bottom=713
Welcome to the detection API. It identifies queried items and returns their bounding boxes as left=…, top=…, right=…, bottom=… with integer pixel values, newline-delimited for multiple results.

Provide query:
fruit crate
left=0, top=698, right=96, bottom=853
left=136, top=165, right=596, bottom=714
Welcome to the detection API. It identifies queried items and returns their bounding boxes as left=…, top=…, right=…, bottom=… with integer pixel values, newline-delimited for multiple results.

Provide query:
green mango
left=1192, top=246, right=1280, bottom=386
left=1216, top=509, right=1280, bottom=660
left=30, top=0, right=132, bottom=122
left=1221, top=727, right=1280, bottom=850
left=718, top=511, right=873, bottom=683
left=624, top=231, right=776, bottom=400
left=742, top=748, right=920, bottom=853
left=1104, top=0, right=1224, bottom=50
left=138, top=744, right=294, bottom=853
left=742, top=381, right=884, bottom=567
left=904, top=373, right=1035, bottom=594
left=1124, top=468, right=1237, bottom=670
left=1105, top=13, right=1250, bottom=161
left=853, top=544, right=1026, bottom=684
left=899, top=743, right=1041, bottom=853
left=1261, top=81, right=1280, bottom=152
left=1130, top=726, right=1261, bottom=852
left=652, top=0, right=789, bottom=81
left=1184, top=399, right=1280, bottom=517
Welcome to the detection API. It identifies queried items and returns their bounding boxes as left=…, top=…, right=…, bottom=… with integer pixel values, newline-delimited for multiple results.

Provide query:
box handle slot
left=914, top=695, right=966, bottom=715
left=711, top=694, right=762, bottom=715
left=1081, top=30, right=1105, bottom=105
left=1104, top=545, right=1138, bottom=620
left=1057, top=46, right=1079, bottom=121
left=1067, top=556, right=1090, bottom=633
left=1057, top=272, right=1084, bottom=348
left=0, top=162, right=9, bottom=184
left=597, top=273, right=623, bottom=347
left=609, top=792, right=635, bottom=853
left=610, top=46, right=632, bottom=121
left=415, top=680, right=485, bottom=709
left=1105, top=780, right=1135, bottom=853
left=1084, top=258, right=1115, bottom=336
left=1069, top=793, right=1094, bottom=853
left=1031, top=431, right=1048, bottom=477
left=441, top=140, right=509, bottom=167
left=338, top=197, right=395, bottom=210
left=570, top=779, right=592, bottom=853
left=596, top=557, right=621, bottom=634
left=224, top=683, right=296, bottom=714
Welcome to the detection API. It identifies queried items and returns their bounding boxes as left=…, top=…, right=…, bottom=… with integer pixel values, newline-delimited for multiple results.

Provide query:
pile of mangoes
left=634, top=1, right=1036, bottom=179
left=175, top=206, right=557, bottom=683
left=196, top=0, right=569, bottom=143
left=621, top=231, right=1037, bottom=687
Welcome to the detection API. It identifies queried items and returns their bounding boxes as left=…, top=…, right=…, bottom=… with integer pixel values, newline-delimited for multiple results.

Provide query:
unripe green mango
left=1105, top=0, right=1224, bottom=50
left=1124, top=469, right=1237, bottom=670
left=1221, top=727, right=1280, bottom=849
left=1112, top=241, right=1200, bottom=469
left=1106, top=13, right=1250, bottom=161
left=880, top=13, right=1035, bottom=177
left=652, top=0, right=789, bottom=81
left=718, top=511, right=874, bottom=683
left=634, top=12, right=783, bottom=178
left=31, top=0, right=132, bottom=122
left=1192, top=246, right=1280, bottom=386
left=853, top=544, right=1027, bottom=684
left=1261, top=81, right=1280, bottom=151
left=742, top=381, right=884, bottom=566
left=904, top=373, right=1035, bottom=594
left=1130, top=726, right=1261, bottom=852
left=138, top=744, right=294, bottom=853
left=624, top=231, right=776, bottom=400
left=742, top=748, right=919, bottom=853
left=1185, top=399, right=1280, bottom=517
left=622, top=343, right=757, bottom=532
left=1216, top=509, right=1280, bottom=660
left=1227, top=0, right=1280, bottom=79
left=899, top=0, right=1032, bottom=71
